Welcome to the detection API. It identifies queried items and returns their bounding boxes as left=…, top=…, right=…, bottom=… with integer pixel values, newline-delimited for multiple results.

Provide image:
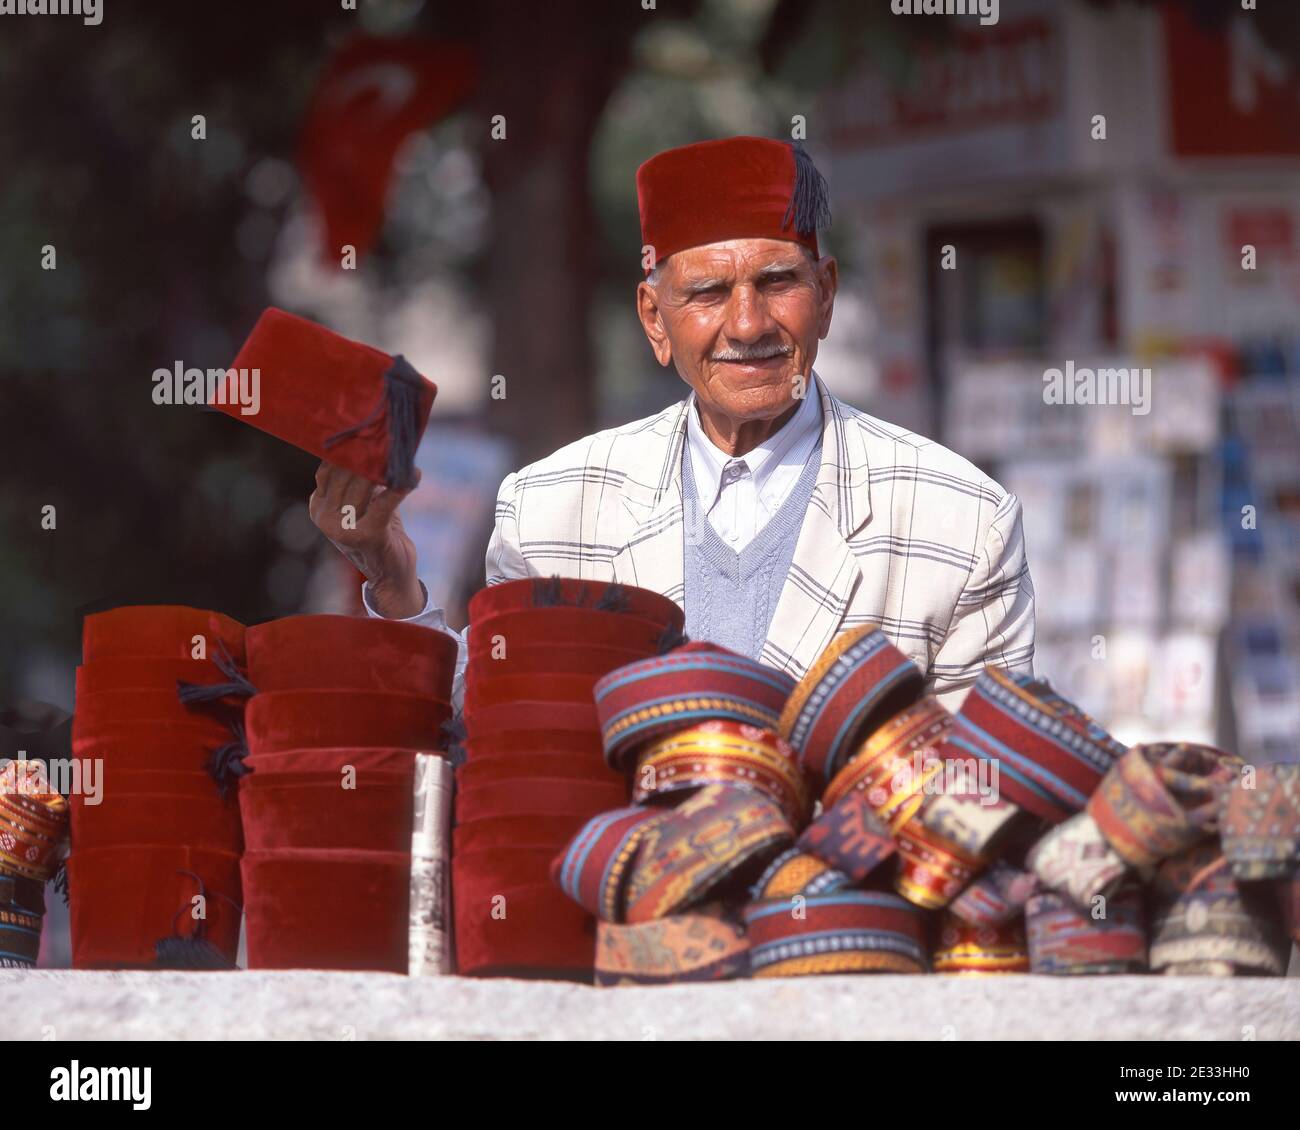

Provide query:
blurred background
left=2, top=0, right=1299, bottom=775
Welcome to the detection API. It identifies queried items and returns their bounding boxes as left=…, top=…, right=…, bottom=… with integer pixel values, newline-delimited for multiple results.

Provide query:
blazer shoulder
left=836, top=397, right=1011, bottom=503
left=512, top=399, right=685, bottom=485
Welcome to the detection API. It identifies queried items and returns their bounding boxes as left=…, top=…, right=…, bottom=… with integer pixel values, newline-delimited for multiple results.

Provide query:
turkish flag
left=298, top=35, right=477, bottom=264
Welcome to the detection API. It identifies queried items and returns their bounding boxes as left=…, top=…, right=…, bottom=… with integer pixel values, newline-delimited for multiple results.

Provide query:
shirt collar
left=685, top=374, right=823, bottom=503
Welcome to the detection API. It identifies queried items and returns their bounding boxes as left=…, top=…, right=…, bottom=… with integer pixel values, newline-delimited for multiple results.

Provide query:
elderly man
left=309, top=136, right=1035, bottom=713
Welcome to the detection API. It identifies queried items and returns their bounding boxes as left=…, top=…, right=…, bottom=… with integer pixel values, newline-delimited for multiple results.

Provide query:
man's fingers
left=367, top=470, right=420, bottom=522
left=339, top=474, right=377, bottom=521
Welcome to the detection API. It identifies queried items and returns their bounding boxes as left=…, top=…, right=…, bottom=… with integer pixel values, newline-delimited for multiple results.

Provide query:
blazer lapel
left=610, top=396, right=691, bottom=604
left=760, top=375, right=873, bottom=679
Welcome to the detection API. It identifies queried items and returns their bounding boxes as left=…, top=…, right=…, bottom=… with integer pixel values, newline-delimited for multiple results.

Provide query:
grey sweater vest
left=681, top=438, right=822, bottom=661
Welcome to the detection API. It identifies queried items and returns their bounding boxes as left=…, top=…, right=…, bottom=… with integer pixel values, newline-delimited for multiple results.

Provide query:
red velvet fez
left=220, top=308, right=436, bottom=490
left=245, top=614, right=458, bottom=699
left=636, top=136, right=830, bottom=273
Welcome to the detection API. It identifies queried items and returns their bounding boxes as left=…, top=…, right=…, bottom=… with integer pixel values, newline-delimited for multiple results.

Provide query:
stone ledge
left=5, top=971, right=1298, bottom=1040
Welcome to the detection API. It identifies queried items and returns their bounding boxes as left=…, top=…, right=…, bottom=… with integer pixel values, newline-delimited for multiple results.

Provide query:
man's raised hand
left=308, top=460, right=425, bottom=619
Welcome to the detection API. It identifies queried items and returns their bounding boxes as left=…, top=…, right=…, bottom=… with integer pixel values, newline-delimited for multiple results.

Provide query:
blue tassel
left=782, top=143, right=832, bottom=239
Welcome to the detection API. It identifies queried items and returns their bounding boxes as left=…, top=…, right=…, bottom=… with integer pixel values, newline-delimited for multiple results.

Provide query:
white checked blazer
left=483, top=374, right=1035, bottom=712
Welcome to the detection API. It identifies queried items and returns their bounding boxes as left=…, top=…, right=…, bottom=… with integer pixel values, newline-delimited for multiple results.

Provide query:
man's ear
left=815, top=255, right=838, bottom=341
left=636, top=279, right=673, bottom=367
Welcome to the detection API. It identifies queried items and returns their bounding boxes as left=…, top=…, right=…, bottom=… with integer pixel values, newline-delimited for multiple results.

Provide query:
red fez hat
left=458, top=753, right=619, bottom=789
left=238, top=768, right=413, bottom=852
left=242, top=746, right=420, bottom=775
left=74, top=688, right=241, bottom=730
left=453, top=876, right=595, bottom=978
left=244, top=690, right=451, bottom=755
left=469, top=576, right=684, bottom=628
left=71, top=790, right=242, bottom=854
left=636, top=136, right=831, bottom=273
left=453, top=813, right=594, bottom=855
left=72, top=720, right=236, bottom=772
left=76, top=657, right=235, bottom=695
left=68, top=845, right=243, bottom=969
left=464, top=732, right=607, bottom=760
left=82, top=605, right=246, bottom=663
left=455, top=778, right=627, bottom=822
left=220, top=307, right=436, bottom=490
left=241, top=848, right=410, bottom=972
left=245, top=614, right=457, bottom=699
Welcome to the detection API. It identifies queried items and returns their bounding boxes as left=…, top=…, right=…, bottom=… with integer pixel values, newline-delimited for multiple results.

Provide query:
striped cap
left=551, top=805, right=668, bottom=922
left=744, top=890, right=928, bottom=976
left=934, top=667, right=1126, bottom=825
left=595, top=642, right=795, bottom=772
left=779, top=626, right=923, bottom=786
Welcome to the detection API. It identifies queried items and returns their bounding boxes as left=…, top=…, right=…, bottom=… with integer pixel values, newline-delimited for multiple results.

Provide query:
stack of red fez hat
left=69, top=606, right=248, bottom=969
left=238, top=614, right=457, bottom=972
left=453, top=577, right=684, bottom=978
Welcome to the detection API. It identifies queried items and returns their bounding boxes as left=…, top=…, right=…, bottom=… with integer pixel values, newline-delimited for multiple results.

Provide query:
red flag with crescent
left=298, top=35, right=477, bottom=264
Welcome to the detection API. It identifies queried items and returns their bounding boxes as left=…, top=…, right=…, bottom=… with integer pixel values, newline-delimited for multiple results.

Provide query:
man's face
left=637, top=238, right=838, bottom=423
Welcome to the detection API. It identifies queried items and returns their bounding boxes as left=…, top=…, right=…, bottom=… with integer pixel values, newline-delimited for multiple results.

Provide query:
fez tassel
left=324, top=354, right=424, bottom=491
left=783, top=143, right=832, bottom=239
left=176, top=640, right=258, bottom=704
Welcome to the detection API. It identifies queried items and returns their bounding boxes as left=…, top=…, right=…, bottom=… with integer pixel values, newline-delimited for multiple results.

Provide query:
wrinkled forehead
left=663, top=238, right=811, bottom=284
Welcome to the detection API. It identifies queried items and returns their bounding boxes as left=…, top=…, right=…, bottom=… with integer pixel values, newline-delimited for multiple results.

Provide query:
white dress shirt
left=684, top=384, right=823, bottom=551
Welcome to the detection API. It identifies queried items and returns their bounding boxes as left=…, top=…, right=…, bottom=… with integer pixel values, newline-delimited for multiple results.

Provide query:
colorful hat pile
left=0, top=760, right=68, bottom=968
left=542, top=638, right=809, bottom=984
left=69, top=605, right=248, bottom=969
left=549, top=622, right=1299, bottom=983
left=238, top=614, right=457, bottom=972
left=453, top=577, right=686, bottom=978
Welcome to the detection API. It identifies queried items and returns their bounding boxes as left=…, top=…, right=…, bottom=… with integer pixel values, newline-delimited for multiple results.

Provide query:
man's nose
left=721, top=284, right=776, bottom=344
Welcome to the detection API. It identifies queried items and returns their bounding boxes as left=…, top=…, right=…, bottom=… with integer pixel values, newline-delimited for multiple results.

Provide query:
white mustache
left=712, top=346, right=793, bottom=362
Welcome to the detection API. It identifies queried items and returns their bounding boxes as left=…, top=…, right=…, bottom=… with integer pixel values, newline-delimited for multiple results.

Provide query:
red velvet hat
left=464, top=732, right=606, bottom=760
left=82, top=606, right=246, bottom=663
left=70, top=791, right=243, bottom=854
left=468, top=610, right=674, bottom=658
left=469, top=577, right=684, bottom=628
left=456, top=779, right=627, bottom=823
left=243, top=746, right=421, bottom=775
left=636, top=136, right=831, bottom=273
left=76, top=657, right=235, bottom=694
left=464, top=674, right=603, bottom=712
left=220, top=307, right=436, bottom=490
left=244, top=690, right=450, bottom=755
left=453, top=877, right=595, bottom=979
left=68, top=845, right=243, bottom=969
left=91, top=768, right=226, bottom=798
left=453, top=844, right=560, bottom=889
left=241, top=848, right=409, bottom=972
left=465, top=644, right=658, bottom=679
left=458, top=754, right=616, bottom=789
left=463, top=702, right=598, bottom=741
left=245, top=614, right=457, bottom=699
left=72, top=721, right=236, bottom=773
left=74, top=688, right=241, bottom=729
left=238, top=768, right=414, bottom=851
left=453, top=813, right=592, bottom=855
